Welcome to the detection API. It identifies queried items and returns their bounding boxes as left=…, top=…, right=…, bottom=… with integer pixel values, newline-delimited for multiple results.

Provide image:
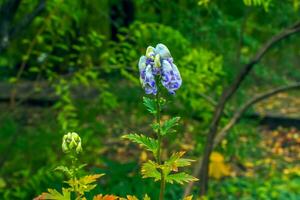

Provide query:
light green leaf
left=66, top=174, right=105, bottom=195
left=165, top=151, right=195, bottom=172
left=243, top=0, right=271, bottom=11
left=78, top=174, right=104, bottom=185
left=166, top=172, right=198, bottom=184
left=122, top=134, right=158, bottom=155
left=141, top=160, right=161, bottom=181
left=54, top=166, right=72, bottom=177
left=143, top=97, right=156, bottom=114
left=42, top=188, right=70, bottom=200
left=161, top=117, right=180, bottom=136
left=0, top=177, right=6, bottom=188
left=76, top=164, right=87, bottom=170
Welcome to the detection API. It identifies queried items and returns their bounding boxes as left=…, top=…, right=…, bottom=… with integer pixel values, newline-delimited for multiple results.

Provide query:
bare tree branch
left=197, top=20, right=300, bottom=197
left=213, top=83, right=300, bottom=148
left=196, top=92, right=217, bottom=107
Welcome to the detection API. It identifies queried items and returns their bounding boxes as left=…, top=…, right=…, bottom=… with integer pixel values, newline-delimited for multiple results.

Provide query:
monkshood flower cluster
left=138, top=43, right=182, bottom=95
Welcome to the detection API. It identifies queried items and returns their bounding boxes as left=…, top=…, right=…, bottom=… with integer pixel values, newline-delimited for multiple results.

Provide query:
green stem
left=156, top=91, right=162, bottom=164
left=70, top=153, right=80, bottom=198
left=155, top=90, right=165, bottom=200
left=159, top=173, right=166, bottom=200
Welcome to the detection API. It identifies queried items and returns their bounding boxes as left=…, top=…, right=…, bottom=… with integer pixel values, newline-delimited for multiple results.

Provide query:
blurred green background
left=0, top=0, right=300, bottom=199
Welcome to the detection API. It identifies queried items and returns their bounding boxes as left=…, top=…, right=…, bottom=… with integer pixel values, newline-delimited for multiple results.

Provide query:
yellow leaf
left=126, top=195, right=138, bottom=200
left=210, top=152, right=224, bottom=162
left=209, top=152, right=231, bottom=179
left=79, top=174, right=105, bottom=184
left=183, top=195, right=193, bottom=200
left=244, top=161, right=254, bottom=168
left=140, top=151, right=148, bottom=162
left=283, top=166, right=300, bottom=176
left=180, top=143, right=194, bottom=151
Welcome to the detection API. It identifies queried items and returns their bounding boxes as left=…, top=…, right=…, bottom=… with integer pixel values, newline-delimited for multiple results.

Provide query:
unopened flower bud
left=76, top=141, right=82, bottom=154
left=146, top=46, right=155, bottom=58
left=62, top=132, right=82, bottom=154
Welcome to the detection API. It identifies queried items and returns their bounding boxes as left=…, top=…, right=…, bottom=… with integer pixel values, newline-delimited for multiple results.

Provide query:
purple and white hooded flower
left=161, top=59, right=182, bottom=94
left=139, top=52, right=157, bottom=95
left=138, top=43, right=182, bottom=95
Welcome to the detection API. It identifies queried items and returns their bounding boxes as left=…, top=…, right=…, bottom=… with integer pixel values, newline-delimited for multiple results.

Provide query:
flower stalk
left=155, top=86, right=165, bottom=200
left=61, top=132, right=83, bottom=199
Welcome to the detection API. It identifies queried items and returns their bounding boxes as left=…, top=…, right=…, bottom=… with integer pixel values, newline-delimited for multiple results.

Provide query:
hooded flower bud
left=62, top=132, right=82, bottom=154
left=138, top=43, right=182, bottom=95
left=155, top=43, right=171, bottom=59
left=146, top=46, right=155, bottom=58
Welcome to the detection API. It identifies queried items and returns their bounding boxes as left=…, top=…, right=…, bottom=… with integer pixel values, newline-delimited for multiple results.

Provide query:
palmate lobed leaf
left=66, top=174, right=104, bottom=186
left=37, top=188, right=70, bottom=200
left=66, top=174, right=105, bottom=195
left=161, top=117, right=180, bottom=136
left=78, top=174, right=105, bottom=184
left=122, top=134, right=158, bottom=156
left=166, top=172, right=198, bottom=184
left=141, top=160, right=161, bottom=181
left=54, top=166, right=72, bottom=177
left=143, top=97, right=157, bottom=114
left=140, top=154, right=197, bottom=185
left=165, top=151, right=195, bottom=172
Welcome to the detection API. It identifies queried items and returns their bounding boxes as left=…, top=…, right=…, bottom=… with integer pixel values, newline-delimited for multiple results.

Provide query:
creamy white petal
left=138, top=56, right=147, bottom=72
left=155, top=43, right=171, bottom=59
